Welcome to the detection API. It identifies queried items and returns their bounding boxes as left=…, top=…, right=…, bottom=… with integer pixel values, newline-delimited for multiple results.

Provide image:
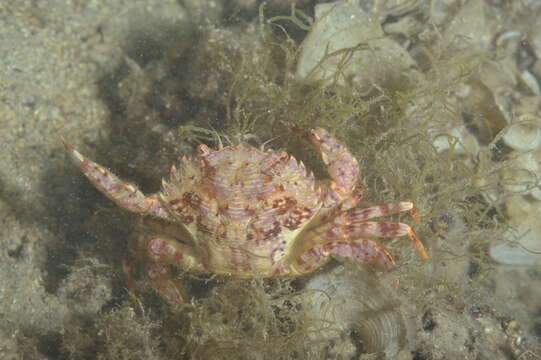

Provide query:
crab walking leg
left=122, top=235, right=177, bottom=304
left=323, top=240, right=396, bottom=268
left=347, top=201, right=420, bottom=223
left=289, top=246, right=329, bottom=275
left=122, top=235, right=190, bottom=308
left=288, top=125, right=360, bottom=204
left=129, top=234, right=207, bottom=303
left=326, top=221, right=429, bottom=259
left=146, top=262, right=186, bottom=304
left=290, top=239, right=395, bottom=274
left=63, top=140, right=171, bottom=219
left=122, top=255, right=143, bottom=306
left=146, top=236, right=207, bottom=303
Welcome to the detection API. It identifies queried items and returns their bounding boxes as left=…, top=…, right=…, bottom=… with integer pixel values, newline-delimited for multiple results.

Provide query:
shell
left=295, top=0, right=418, bottom=88
left=502, top=123, right=541, bottom=151
left=490, top=196, right=541, bottom=265
left=301, top=264, right=405, bottom=357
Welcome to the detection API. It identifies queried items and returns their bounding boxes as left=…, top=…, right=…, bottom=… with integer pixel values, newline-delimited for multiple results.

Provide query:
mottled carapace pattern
left=161, top=144, right=322, bottom=276
left=64, top=127, right=428, bottom=303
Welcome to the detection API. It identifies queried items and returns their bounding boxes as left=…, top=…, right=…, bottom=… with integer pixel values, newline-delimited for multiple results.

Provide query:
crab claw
left=63, top=140, right=170, bottom=219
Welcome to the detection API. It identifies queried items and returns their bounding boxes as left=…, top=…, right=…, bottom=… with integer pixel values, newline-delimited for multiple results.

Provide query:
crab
left=64, top=127, right=428, bottom=303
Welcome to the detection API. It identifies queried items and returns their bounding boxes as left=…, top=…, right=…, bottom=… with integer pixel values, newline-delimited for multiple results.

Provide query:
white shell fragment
left=432, top=126, right=480, bottom=156
left=520, top=70, right=541, bottom=96
left=302, top=265, right=405, bottom=357
left=501, top=152, right=540, bottom=195
left=296, top=0, right=418, bottom=88
left=441, top=0, right=493, bottom=51
left=490, top=197, right=541, bottom=265
left=502, top=123, right=541, bottom=151
left=490, top=120, right=541, bottom=263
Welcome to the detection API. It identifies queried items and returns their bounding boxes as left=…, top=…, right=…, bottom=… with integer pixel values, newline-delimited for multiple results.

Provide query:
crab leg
left=323, top=240, right=395, bottom=268
left=288, top=125, right=360, bottom=206
left=123, top=253, right=186, bottom=305
left=326, top=201, right=426, bottom=258
left=63, top=140, right=171, bottom=220
left=324, top=220, right=428, bottom=259
left=290, top=239, right=395, bottom=275
left=347, top=201, right=420, bottom=223
left=126, top=234, right=206, bottom=304
left=146, top=236, right=206, bottom=303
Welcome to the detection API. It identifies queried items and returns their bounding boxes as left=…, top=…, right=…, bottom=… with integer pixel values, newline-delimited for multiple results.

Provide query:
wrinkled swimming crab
left=64, top=127, right=428, bottom=303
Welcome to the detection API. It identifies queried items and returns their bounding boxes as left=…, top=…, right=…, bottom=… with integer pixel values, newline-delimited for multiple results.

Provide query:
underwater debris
left=302, top=264, right=405, bottom=358
left=295, top=0, right=420, bottom=90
